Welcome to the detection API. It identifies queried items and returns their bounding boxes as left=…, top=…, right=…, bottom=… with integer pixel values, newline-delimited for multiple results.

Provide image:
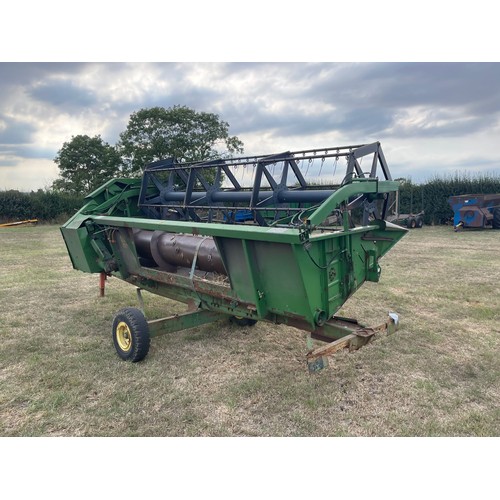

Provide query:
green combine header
left=61, top=142, right=407, bottom=371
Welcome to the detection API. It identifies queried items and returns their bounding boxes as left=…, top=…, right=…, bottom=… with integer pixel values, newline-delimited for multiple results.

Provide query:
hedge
left=0, top=190, right=84, bottom=223
left=397, top=173, right=500, bottom=225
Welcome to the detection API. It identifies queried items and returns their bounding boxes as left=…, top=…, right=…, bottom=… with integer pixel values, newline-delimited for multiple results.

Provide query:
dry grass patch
left=0, top=224, right=499, bottom=436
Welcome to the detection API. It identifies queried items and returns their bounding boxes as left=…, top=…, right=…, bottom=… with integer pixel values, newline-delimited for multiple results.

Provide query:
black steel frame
left=138, top=142, right=393, bottom=226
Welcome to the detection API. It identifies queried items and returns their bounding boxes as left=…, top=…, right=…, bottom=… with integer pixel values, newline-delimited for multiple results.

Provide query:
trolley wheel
left=230, top=316, right=258, bottom=327
left=493, top=208, right=500, bottom=229
left=407, top=217, right=417, bottom=229
left=112, top=307, right=150, bottom=362
left=416, top=216, right=424, bottom=228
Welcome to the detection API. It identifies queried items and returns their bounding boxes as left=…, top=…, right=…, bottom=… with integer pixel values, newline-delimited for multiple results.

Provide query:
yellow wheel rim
left=116, top=321, right=132, bottom=352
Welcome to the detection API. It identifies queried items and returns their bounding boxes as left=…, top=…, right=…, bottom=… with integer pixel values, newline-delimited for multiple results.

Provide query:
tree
left=117, top=105, right=244, bottom=174
left=52, top=135, right=122, bottom=195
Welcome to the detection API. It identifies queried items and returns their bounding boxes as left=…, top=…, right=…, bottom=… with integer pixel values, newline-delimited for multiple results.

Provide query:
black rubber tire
left=492, top=207, right=500, bottom=229
left=416, top=216, right=423, bottom=228
left=112, top=307, right=150, bottom=362
left=407, top=218, right=416, bottom=229
left=230, top=316, right=257, bottom=327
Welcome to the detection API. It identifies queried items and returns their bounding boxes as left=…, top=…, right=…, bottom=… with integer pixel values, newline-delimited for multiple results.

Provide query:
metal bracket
left=136, top=287, right=145, bottom=313
left=306, top=312, right=399, bottom=373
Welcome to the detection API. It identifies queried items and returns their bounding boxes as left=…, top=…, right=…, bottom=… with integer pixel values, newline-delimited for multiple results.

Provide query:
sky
left=1, top=61, right=500, bottom=191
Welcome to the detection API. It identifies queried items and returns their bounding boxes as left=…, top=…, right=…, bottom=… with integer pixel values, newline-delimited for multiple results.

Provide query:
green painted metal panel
left=148, top=310, right=222, bottom=338
left=60, top=212, right=406, bottom=327
left=60, top=224, right=101, bottom=274
left=90, top=215, right=304, bottom=244
left=245, top=240, right=310, bottom=321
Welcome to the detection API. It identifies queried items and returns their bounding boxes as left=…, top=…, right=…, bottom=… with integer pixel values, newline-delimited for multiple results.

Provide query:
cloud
left=297, top=62, right=500, bottom=138
left=387, top=107, right=498, bottom=138
left=0, top=62, right=88, bottom=86
left=307, top=63, right=500, bottom=110
left=0, top=62, right=499, bottom=191
left=0, top=158, right=58, bottom=190
left=1, top=144, right=56, bottom=160
left=29, top=80, right=97, bottom=108
left=0, top=115, right=37, bottom=144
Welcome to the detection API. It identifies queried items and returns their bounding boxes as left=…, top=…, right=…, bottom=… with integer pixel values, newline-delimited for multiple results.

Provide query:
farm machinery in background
left=0, top=219, right=38, bottom=228
left=61, top=142, right=407, bottom=372
left=448, top=194, right=500, bottom=231
left=387, top=186, right=424, bottom=229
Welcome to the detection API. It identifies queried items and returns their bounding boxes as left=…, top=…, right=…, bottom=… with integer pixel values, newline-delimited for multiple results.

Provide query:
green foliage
left=0, top=190, right=31, bottom=221
left=397, top=172, right=500, bottom=224
left=117, top=105, right=244, bottom=175
left=0, top=190, right=84, bottom=223
left=52, top=134, right=122, bottom=196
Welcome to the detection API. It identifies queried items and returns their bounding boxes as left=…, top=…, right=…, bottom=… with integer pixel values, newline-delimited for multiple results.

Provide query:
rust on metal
left=306, top=313, right=399, bottom=372
left=99, top=271, right=107, bottom=297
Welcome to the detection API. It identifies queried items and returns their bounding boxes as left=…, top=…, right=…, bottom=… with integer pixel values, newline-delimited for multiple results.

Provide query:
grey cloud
left=0, top=62, right=90, bottom=86
left=21, top=63, right=500, bottom=144
left=0, top=159, right=17, bottom=167
left=156, top=63, right=393, bottom=140
left=445, top=156, right=500, bottom=170
left=373, top=63, right=500, bottom=113
left=221, top=99, right=394, bottom=140
left=1, top=62, right=500, bottom=189
left=391, top=116, right=498, bottom=138
left=29, top=80, right=97, bottom=108
left=308, top=63, right=500, bottom=110
left=11, top=63, right=388, bottom=145
left=0, top=116, right=36, bottom=144
left=221, top=62, right=324, bottom=85
left=330, top=107, right=394, bottom=136
left=385, top=106, right=499, bottom=138
left=134, top=63, right=500, bottom=145
left=0, top=62, right=129, bottom=87
left=0, top=63, right=130, bottom=114
left=11, top=145, right=57, bottom=160
left=295, top=62, right=500, bottom=138
left=0, top=145, right=57, bottom=166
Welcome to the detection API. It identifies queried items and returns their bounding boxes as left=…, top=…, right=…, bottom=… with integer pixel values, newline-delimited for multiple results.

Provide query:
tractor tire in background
left=493, top=207, right=500, bottom=229
left=407, top=217, right=416, bottom=229
left=416, top=216, right=424, bottom=228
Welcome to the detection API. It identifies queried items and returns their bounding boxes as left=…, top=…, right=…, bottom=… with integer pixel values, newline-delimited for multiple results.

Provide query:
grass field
left=0, top=224, right=499, bottom=436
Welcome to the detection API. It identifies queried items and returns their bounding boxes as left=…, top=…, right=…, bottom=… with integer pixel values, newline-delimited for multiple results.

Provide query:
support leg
left=99, top=272, right=107, bottom=297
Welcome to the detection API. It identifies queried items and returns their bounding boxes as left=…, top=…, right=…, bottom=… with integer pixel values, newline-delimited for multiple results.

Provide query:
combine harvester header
left=61, top=141, right=407, bottom=371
